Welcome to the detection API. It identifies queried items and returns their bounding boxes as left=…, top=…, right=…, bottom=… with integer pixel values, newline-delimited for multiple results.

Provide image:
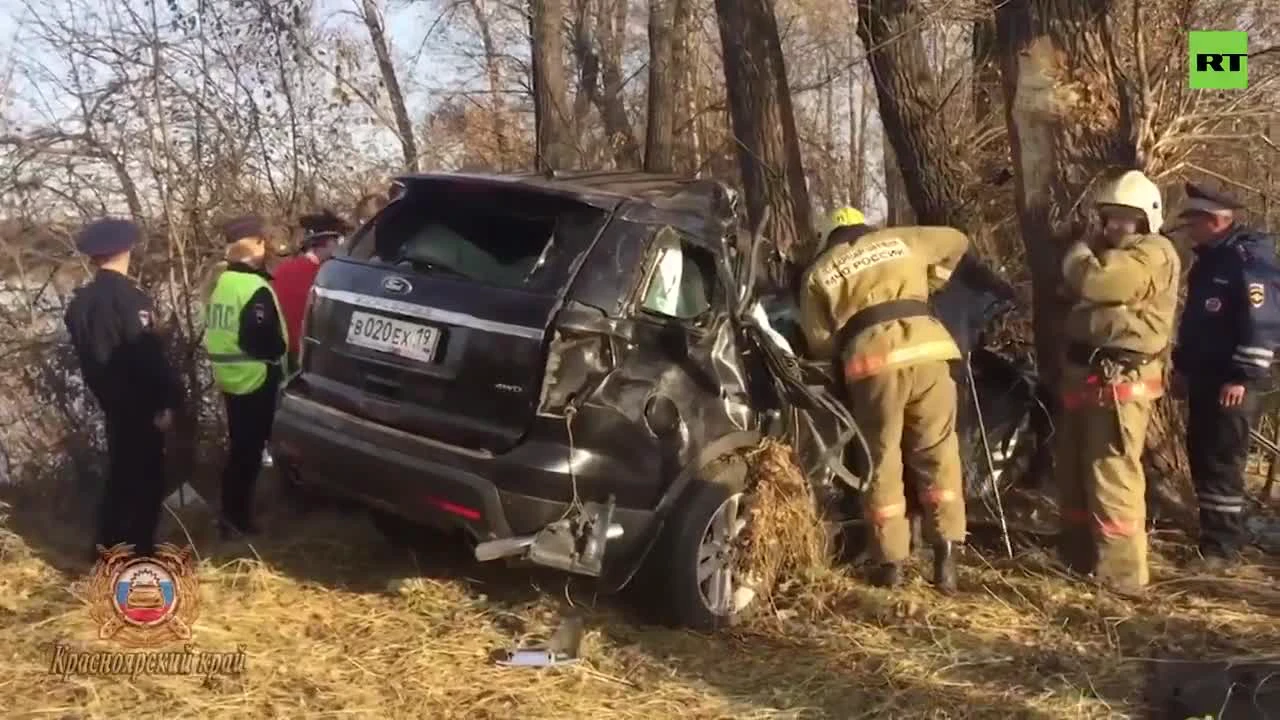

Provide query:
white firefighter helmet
left=1095, top=170, right=1163, bottom=233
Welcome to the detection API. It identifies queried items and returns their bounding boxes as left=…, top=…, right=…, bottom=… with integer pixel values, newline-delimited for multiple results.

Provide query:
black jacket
left=64, top=269, right=182, bottom=419
left=1174, top=225, right=1280, bottom=387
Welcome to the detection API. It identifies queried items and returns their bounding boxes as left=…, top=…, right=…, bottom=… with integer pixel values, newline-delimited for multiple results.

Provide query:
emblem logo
left=137, top=309, right=151, bottom=328
left=382, top=276, right=412, bottom=295
left=88, top=543, right=200, bottom=648
left=1248, top=282, right=1265, bottom=308
left=1205, top=297, right=1223, bottom=312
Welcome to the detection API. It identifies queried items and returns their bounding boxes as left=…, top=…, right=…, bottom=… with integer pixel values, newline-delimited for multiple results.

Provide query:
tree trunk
left=993, top=0, right=1134, bottom=389
left=847, top=46, right=869, bottom=211
left=571, top=0, right=641, bottom=168
left=684, top=34, right=704, bottom=174
left=360, top=0, right=419, bottom=172
left=644, top=0, right=689, bottom=172
left=713, top=0, right=812, bottom=256
left=531, top=0, right=576, bottom=171
left=465, top=0, right=512, bottom=169
left=857, top=0, right=972, bottom=228
left=882, top=140, right=914, bottom=225
left=599, top=0, right=640, bottom=166
left=973, top=18, right=1000, bottom=124
left=572, top=0, right=600, bottom=148
left=821, top=50, right=837, bottom=209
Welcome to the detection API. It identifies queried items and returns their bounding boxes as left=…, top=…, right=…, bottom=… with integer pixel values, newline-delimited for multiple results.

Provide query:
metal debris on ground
left=494, top=615, right=584, bottom=669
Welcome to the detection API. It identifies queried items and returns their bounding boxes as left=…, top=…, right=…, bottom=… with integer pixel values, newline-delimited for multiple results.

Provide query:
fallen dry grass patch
left=0, top=458, right=1277, bottom=719
left=736, top=438, right=844, bottom=616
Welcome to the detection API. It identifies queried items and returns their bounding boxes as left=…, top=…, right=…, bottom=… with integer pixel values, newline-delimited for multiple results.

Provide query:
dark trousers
left=1186, top=379, right=1259, bottom=554
left=97, top=414, right=166, bottom=556
left=220, top=379, right=279, bottom=529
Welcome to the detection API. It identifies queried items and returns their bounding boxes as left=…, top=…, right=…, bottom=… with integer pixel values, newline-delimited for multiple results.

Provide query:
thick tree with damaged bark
left=993, top=0, right=1142, bottom=387
left=530, top=0, right=577, bottom=170
left=713, top=0, right=813, bottom=255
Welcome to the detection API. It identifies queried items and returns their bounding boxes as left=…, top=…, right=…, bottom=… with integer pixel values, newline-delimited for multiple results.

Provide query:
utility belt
left=1062, top=342, right=1163, bottom=410
left=1064, top=342, right=1156, bottom=373
left=834, top=298, right=932, bottom=358
left=835, top=299, right=942, bottom=380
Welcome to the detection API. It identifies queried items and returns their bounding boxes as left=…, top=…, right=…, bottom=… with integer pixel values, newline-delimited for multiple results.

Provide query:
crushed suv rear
left=271, top=171, right=1050, bottom=630
left=272, top=172, right=775, bottom=628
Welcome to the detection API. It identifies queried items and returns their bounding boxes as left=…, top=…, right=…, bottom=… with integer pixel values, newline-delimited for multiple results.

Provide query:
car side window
left=638, top=230, right=715, bottom=321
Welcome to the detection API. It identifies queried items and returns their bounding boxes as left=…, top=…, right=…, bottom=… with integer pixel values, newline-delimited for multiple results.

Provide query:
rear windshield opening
left=348, top=183, right=609, bottom=292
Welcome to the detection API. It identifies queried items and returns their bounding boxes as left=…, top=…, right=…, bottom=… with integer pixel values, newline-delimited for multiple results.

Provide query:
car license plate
left=346, top=310, right=440, bottom=363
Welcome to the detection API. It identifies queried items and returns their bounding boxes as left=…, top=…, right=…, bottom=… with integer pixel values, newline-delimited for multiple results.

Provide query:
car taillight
left=427, top=497, right=481, bottom=521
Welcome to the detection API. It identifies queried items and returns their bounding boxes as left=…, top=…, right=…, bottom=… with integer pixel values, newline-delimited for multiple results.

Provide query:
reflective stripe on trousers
left=1061, top=508, right=1140, bottom=538
left=1198, top=492, right=1245, bottom=514
left=1061, top=377, right=1162, bottom=410
left=844, top=340, right=957, bottom=380
left=870, top=488, right=958, bottom=525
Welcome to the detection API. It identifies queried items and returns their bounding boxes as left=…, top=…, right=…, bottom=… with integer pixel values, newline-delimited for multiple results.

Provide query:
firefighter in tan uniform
left=799, top=208, right=969, bottom=592
left=1054, top=170, right=1180, bottom=595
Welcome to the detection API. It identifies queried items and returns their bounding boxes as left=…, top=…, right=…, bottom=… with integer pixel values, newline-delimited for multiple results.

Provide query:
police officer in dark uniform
left=1171, top=183, right=1280, bottom=567
left=64, top=218, right=182, bottom=559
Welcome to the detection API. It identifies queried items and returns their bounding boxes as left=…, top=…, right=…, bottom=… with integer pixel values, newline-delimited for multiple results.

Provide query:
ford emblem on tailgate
left=382, top=276, right=412, bottom=295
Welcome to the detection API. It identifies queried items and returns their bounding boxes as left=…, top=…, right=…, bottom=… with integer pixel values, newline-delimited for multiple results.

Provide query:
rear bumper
left=269, top=391, right=656, bottom=552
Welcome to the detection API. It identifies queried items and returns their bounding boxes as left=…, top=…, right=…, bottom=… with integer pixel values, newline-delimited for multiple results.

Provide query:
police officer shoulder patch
left=253, top=303, right=267, bottom=322
left=1248, top=282, right=1265, bottom=308
left=1205, top=297, right=1222, bottom=313
left=137, top=309, right=151, bottom=328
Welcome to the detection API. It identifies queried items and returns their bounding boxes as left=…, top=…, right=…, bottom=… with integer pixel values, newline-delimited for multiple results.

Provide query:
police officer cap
left=75, top=217, right=142, bottom=257
left=222, top=214, right=267, bottom=244
left=1182, top=182, right=1243, bottom=216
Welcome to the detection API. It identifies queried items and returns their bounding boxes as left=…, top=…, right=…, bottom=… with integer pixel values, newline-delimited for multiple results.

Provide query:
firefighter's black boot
left=932, top=541, right=958, bottom=594
left=870, top=562, right=903, bottom=589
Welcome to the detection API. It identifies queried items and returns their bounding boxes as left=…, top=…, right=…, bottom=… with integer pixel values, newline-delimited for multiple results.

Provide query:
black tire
left=652, top=455, right=756, bottom=631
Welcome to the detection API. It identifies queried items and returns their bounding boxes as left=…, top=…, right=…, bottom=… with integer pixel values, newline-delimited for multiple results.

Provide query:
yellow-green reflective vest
left=204, top=269, right=287, bottom=395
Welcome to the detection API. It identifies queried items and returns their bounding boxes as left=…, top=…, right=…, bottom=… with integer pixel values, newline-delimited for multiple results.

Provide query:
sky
left=0, top=0, right=447, bottom=124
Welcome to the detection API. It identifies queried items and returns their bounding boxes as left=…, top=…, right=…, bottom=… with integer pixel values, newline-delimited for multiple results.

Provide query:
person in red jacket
left=272, top=210, right=352, bottom=373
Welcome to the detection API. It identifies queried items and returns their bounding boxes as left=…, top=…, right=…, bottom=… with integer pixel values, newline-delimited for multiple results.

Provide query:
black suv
left=270, top=170, right=1049, bottom=629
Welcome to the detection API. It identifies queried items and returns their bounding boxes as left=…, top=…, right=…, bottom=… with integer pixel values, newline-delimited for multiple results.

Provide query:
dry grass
left=737, top=439, right=838, bottom=612
left=1, top=457, right=1278, bottom=720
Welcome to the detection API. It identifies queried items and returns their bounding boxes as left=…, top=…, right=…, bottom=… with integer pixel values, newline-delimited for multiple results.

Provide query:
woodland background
left=0, top=0, right=1277, bottom=523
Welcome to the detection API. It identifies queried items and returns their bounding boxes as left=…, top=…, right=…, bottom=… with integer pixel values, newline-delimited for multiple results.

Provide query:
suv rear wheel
left=656, top=455, right=759, bottom=630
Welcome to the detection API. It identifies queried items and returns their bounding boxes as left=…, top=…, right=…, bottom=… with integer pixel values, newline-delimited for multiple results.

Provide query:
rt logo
left=1189, top=31, right=1248, bottom=89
